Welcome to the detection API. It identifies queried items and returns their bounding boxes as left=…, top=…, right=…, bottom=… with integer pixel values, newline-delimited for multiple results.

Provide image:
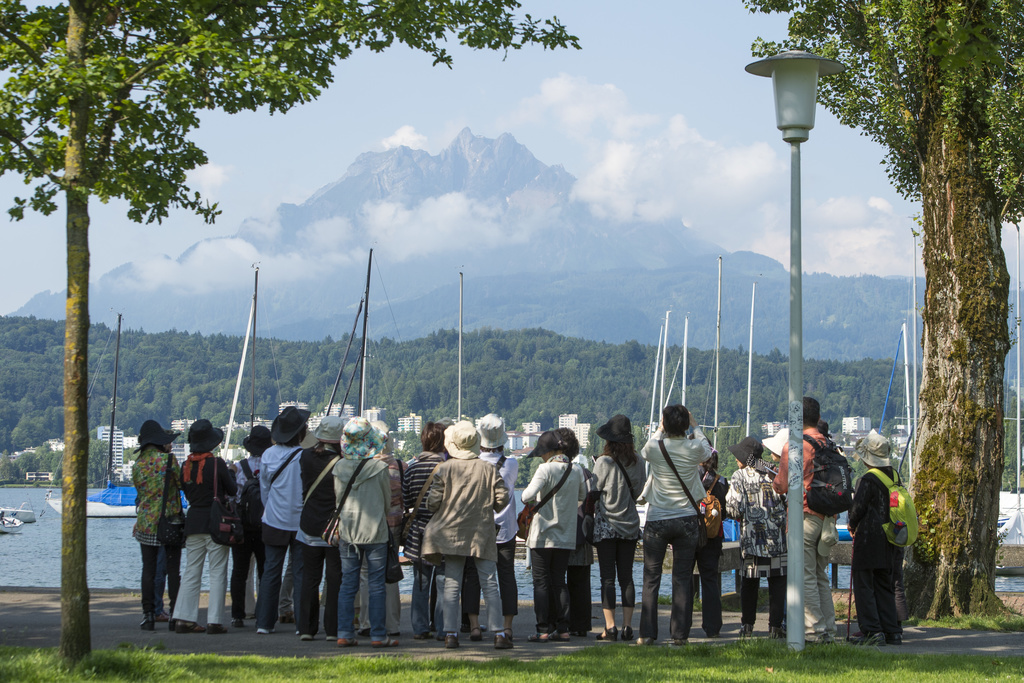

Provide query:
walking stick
left=845, top=541, right=854, bottom=638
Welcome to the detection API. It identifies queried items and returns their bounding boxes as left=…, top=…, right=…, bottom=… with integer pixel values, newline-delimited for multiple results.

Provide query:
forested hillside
left=0, top=315, right=907, bottom=453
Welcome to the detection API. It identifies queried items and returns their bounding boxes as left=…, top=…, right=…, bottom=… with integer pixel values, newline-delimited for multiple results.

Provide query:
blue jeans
left=640, top=515, right=700, bottom=641
left=411, top=563, right=434, bottom=635
left=337, top=542, right=387, bottom=640
left=257, top=537, right=304, bottom=631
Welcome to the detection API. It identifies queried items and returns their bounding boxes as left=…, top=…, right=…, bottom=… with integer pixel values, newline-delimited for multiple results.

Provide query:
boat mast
left=649, top=322, right=664, bottom=434
left=458, top=270, right=463, bottom=421
left=902, top=322, right=912, bottom=469
left=713, top=256, right=722, bottom=448
left=250, top=265, right=259, bottom=426
left=660, top=310, right=671, bottom=411
left=358, top=249, right=372, bottom=416
left=225, top=294, right=255, bottom=458
left=681, top=315, right=688, bottom=406
left=105, top=313, right=122, bottom=484
left=746, top=282, right=756, bottom=436
left=911, top=238, right=919, bottom=471
left=1017, top=225, right=1021, bottom=507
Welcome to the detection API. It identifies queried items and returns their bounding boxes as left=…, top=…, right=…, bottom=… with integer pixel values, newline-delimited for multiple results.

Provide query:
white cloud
left=381, top=125, right=428, bottom=151
left=186, top=163, right=232, bottom=198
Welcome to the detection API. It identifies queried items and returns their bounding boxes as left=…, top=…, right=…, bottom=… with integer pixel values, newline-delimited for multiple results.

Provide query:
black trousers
left=531, top=548, right=570, bottom=634
left=230, top=531, right=266, bottom=619
left=140, top=543, right=181, bottom=615
left=740, top=574, right=785, bottom=628
left=687, top=536, right=723, bottom=636
left=298, top=543, right=342, bottom=638
left=595, top=538, right=637, bottom=610
left=853, top=567, right=899, bottom=635
left=566, top=563, right=592, bottom=632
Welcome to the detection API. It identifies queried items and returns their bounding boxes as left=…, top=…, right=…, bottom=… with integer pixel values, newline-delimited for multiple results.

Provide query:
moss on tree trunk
left=904, top=38, right=1009, bottom=617
left=59, top=0, right=92, bottom=664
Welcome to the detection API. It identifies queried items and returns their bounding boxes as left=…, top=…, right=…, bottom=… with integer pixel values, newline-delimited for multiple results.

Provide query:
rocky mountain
left=15, top=128, right=919, bottom=360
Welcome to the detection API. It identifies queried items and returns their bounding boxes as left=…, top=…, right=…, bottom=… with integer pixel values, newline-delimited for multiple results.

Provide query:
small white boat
left=0, top=514, right=25, bottom=534
left=0, top=502, right=36, bottom=523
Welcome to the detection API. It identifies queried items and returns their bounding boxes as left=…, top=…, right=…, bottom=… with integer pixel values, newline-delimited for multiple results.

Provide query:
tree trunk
left=904, top=36, right=1009, bottom=617
left=60, top=0, right=92, bottom=663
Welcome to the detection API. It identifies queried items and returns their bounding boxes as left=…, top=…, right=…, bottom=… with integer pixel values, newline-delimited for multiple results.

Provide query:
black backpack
left=804, top=435, right=854, bottom=516
left=238, top=460, right=264, bottom=531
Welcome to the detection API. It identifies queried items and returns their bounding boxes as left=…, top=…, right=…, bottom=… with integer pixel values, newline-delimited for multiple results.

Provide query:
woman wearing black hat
left=590, top=415, right=646, bottom=642
left=229, top=425, right=271, bottom=628
left=131, top=420, right=183, bottom=631
left=172, top=419, right=237, bottom=634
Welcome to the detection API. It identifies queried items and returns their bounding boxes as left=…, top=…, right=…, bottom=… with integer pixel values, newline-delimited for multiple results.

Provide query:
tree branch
left=0, top=25, right=47, bottom=68
left=0, top=127, right=62, bottom=186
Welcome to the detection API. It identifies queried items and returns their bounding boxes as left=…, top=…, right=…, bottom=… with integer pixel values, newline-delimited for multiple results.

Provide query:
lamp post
left=746, top=50, right=845, bottom=651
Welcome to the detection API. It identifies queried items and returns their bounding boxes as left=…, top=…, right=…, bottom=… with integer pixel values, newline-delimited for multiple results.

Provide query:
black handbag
left=385, top=528, right=404, bottom=584
left=156, top=452, right=185, bottom=547
left=209, top=458, right=245, bottom=546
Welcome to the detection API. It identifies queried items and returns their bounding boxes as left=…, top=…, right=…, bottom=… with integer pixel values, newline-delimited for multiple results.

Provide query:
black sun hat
left=137, top=420, right=179, bottom=450
left=597, top=414, right=634, bottom=444
left=187, top=419, right=224, bottom=453
left=271, top=405, right=311, bottom=444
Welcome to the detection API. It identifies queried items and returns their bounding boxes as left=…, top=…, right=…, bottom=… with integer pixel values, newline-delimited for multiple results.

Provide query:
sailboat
left=49, top=313, right=139, bottom=517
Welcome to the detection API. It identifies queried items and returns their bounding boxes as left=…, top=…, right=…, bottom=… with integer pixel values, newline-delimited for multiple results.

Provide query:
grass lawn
left=3, top=639, right=1022, bottom=682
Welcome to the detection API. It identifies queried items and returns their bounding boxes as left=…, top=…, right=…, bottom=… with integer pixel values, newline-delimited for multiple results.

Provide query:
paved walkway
left=1, top=587, right=1021, bottom=660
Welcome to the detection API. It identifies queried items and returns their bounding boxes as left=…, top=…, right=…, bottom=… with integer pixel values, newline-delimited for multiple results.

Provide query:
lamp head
left=746, top=50, right=845, bottom=143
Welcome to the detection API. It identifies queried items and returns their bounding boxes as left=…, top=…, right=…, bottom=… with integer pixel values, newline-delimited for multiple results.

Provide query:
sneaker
left=445, top=634, right=460, bottom=649
left=810, top=631, right=834, bottom=644
left=884, top=633, right=902, bottom=645
left=740, top=624, right=754, bottom=638
left=299, top=634, right=314, bottom=641
left=494, top=633, right=514, bottom=650
left=635, top=636, right=656, bottom=646
left=768, top=627, right=786, bottom=640
left=206, top=623, right=227, bottom=635
left=669, top=639, right=688, bottom=647
left=279, top=612, right=295, bottom=624
left=256, top=627, right=275, bottom=635
left=357, top=627, right=371, bottom=637
left=231, top=619, right=245, bottom=628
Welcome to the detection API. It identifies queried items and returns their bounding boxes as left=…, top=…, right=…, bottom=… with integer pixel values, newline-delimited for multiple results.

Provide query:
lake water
left=4, top=487, right=1022, bottom=598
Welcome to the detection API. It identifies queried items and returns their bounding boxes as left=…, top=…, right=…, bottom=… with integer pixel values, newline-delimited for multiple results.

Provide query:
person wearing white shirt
left=255, top=406, right=308, bottom=635
left=636, top=404, right=712, bottom=646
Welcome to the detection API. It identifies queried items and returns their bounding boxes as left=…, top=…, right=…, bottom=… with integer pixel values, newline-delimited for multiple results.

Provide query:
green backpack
left=867, top=468, right=918, bottom=547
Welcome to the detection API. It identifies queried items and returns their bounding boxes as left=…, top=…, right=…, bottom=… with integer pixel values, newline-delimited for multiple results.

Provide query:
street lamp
left=746, top=49, right=845, bottom=652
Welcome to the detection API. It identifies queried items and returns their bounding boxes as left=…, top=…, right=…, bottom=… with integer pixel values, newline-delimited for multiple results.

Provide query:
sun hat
left=340, top=416, right=386, bottom=460
left=728, top=436, right=764, bottom=468
left=187, top=419, right=224, bottom=453
left=444, top=421, right=481, bottom=460
left=242, top=425, right=272, bottom=455
left=597, top=414, right=634, bottom=444
left=761, top=429, right=790, bottom=458
left=271, top=405, right=311, bottom=444
left=137, top=420, right=179, bottom=450
left=854, top=430, right=892, bottom=468
left=314, top=416, right=346, bottom=444
left=526, top=430, right=566, bottom=459
left=478, top=414, right=508, bottom=449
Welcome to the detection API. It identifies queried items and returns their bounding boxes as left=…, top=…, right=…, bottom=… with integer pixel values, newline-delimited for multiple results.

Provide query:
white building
left=171, top=418, right=195, bottom=433
left=45, top=439, right=65, bottom=452
left=521, top=422, right=542, bottom=434
left=398, top=413, right=423, bottom=434
left=842, top=416, right=872, bottom=434
left=558, top=414, right=578, bottom=429
left=279, top=401, right=310, bottom=415
left=96, top=426, right=125, bottom=480
left=573, top=423, right=591, bottom=450
left=364, top=407, right=386, bottom=424
left=762, top=422, right=786, bottom=437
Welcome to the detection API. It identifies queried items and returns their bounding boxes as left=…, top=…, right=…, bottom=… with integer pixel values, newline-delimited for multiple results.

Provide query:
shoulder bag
left=400, top=462, right=442, bottom=546
left=656, top=440, right=720, bottom=549
left=298, top=454, right=342, bottom=537
left=156, top=451, right=185, bottom=547
left=321, top=458, right=371, bottom=546
left=516, top=462, right=573, bottom=540
left=209, top=458, right=245, bottom=546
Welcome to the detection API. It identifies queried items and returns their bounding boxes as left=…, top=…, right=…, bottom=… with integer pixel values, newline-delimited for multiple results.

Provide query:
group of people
left=130, top=397, right=903, bottom=648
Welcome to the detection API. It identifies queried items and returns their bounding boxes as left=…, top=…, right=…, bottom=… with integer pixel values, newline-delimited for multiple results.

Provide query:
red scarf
left=184, top=452, right=213, bottom=484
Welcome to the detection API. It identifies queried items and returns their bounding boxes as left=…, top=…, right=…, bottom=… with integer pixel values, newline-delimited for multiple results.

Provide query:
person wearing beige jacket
left=421, top=421, right=510, bottom=649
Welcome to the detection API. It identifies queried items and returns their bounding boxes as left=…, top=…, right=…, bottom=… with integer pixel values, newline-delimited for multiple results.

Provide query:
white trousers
left=174, top=533, right=229, bottom=626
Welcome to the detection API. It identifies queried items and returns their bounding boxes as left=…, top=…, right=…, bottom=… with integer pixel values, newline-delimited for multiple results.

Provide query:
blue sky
left=0, top=1, right=950, bottom=316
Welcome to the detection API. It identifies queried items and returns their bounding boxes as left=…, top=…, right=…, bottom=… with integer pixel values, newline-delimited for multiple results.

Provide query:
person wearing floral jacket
left=132, top=419, right=183, bottom=632
left=725, top=436, right=787, bottom=639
